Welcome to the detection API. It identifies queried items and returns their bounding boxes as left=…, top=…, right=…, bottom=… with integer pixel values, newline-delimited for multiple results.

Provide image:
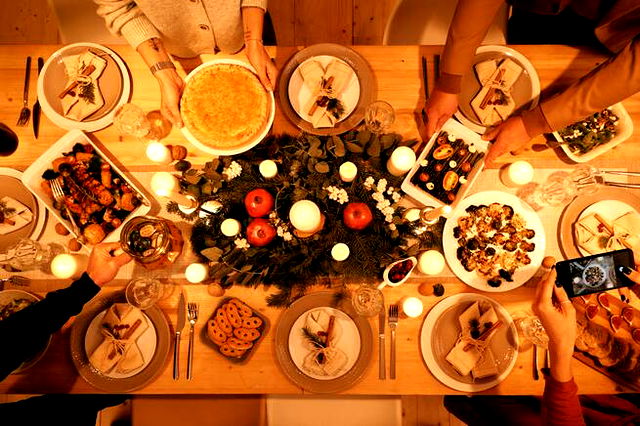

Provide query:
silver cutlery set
left=16, top=56, right=43, bottom=138
left=173, top=292, right=199, bottom=380
left=379, top=302, right=399, bottom=380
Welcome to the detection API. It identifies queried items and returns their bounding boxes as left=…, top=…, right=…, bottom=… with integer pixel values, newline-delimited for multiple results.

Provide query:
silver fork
left=388, top=304, right=398, bottom=380
left=16, top=57, right=32, bottom=127
left=187, top=302, right=199, bottom=380
left=49, top=178, right=82, bottom=239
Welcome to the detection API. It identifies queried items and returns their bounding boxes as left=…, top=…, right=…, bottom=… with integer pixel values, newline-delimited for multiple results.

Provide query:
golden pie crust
left=181, top=64, right=270, bottom=150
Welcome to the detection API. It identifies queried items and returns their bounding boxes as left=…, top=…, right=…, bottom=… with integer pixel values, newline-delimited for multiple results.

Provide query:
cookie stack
left=206, top=298, right=265, bottom=359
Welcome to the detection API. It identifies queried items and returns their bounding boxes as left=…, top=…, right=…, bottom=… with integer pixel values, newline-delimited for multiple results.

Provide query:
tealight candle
left=400, top=297, right=424, bottom=318
left=418, top=250, right=446, bottom=275
left=259, top=160, right=278, bottom=178
left=185, top=263, right=208, bottom=283
left=150, top=172, right=198, bottom=210
left=289, top=200, right=322, bottom=233
left=500, top=160, right=534, bottom=187
left=145, top=142, right=172, bottom=164
left=331, top=243, right=350, bottom=261
left=51, top=253, right=88, bottom=279
left=420, top=205, right=452, bottom=224
left=387, top=146, right=416, bottom=176
left=220, top=218, right=241, bottom=237
left=339, top=162, right=358, bottom=182
left=403, top=208, right=421, bottom=222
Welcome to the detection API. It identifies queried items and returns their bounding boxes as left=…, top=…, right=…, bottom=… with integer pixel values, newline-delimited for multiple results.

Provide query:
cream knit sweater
left=94, top=0, right=267, bottom=58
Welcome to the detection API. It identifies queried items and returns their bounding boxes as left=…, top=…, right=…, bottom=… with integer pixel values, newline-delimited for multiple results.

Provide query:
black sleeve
left=0, top=273, right=100, bottom=381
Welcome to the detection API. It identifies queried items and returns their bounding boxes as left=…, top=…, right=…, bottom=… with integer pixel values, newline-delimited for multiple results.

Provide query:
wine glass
left=364, top=101, right=395, bottom=134
left=530, top=169, right=599, bottom=208
left=113, top=103, right=151, bottom=138
left=0, top=123, right=18, bottom=156
left=351, top=284, right=384, bottom=317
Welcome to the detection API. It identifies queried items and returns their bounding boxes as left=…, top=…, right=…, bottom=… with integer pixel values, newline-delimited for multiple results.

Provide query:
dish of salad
left=557, top=108, right=619, bottom=155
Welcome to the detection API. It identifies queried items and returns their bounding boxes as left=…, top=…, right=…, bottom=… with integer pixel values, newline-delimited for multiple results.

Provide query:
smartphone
left=555, top=248, right=635, bottom=298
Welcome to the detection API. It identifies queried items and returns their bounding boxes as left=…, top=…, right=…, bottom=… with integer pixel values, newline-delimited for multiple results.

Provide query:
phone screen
left=556, top=249, right=635, bottom=298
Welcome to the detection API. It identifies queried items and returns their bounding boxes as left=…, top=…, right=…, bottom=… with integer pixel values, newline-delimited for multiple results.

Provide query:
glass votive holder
left=364, top=100, right=395, bottom=134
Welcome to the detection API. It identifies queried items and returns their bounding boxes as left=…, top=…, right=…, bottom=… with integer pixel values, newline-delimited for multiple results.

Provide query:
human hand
left=86, top=242, right=132, bottom=287
left=245, top=40, right=278, bottom=91
left=532, top=258, right=576, bottom=382
left=155, top=68, right=185, bottom=128
left=482, top=116, right=531, bottom=166
left=423, top=88, right=458, bottom=138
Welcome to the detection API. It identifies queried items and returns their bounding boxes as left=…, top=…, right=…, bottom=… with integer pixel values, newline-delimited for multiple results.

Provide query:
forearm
left=242, top=6, right=265, bottom=44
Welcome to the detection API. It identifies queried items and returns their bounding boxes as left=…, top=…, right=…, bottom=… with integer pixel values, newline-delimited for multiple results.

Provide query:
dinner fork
left=49, top=178, right=82, bottom=239
left=16, top=57, right=32, bottom=127
left=573, top=165, right=640, bottom=189
left=388, top=304, right=398, bottom=380
left=187, top=302, right=199, bottom=380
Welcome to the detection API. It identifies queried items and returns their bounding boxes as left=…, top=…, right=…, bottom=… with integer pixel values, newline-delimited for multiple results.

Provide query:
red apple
left=244, top=188, right=274, bottom=218
left=343, top=202, right=373, bottom=231
left=246, top=218, right=276, bottom=247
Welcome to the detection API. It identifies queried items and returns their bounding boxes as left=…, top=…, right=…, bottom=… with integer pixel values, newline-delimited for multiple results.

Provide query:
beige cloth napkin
left=60, top=51, right=107, bottom=121
left=471, top=58, right=522, bottom=126
left=576, top=211, right=640, bottom=255
left=0, top=196, right=33, bottom=236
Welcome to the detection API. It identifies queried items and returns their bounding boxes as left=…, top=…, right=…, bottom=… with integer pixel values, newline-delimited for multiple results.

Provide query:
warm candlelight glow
left=421, top=205, right=452, bottom=223
left=401, top=297, right=424, bottom=318
left=387, top=146, right=416, bottom=176
left=289, top=200, right=322, bottom=232
left=185, top=263, right=208, bottom=283
left=259, top=160, right=278, bottom=178
left=403, top=208, right=421, bottom=222
left=220, top=218, right=241, bottom=237
left=339, top=162, right=358, bottom=182
left=145, top=142, right=172, bottom=164
left=51, top=253, right=87, bottom=279
left=331, top=243, right=350, bottom=261
left=418, top=250, right=446, bottom=275
left=150, top=172, right=197, bottom=209
left=500, top=160, right=534, bottom=187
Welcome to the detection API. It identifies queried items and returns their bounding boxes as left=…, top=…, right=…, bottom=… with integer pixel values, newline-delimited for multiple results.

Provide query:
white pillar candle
left=150, top=172, right=197, bottom=209
left=420, top=205, right=452, bottom=224
left=145, top=142, right=173, bottom=164
left=403, top=208, right=422, bottom=222
left=339, top=162, right=358, bottom=182
left=185, top=263, right=208, bottom=283
left=51, top=253, right=88, bottom=279
left=259, top=160, right=278, bottom=178
left=220, top=218, right=241, bottom=237
left=418, top=250, right=446, bottom=275
left=331, top=243, right=350, bottom=261
left=401, top=297, right=424, bottom=318
left=500, top=160, right=534, bottom=187
left=289, top=200, right=322, bottom=232
left=387, top=146, right=416, bottom=176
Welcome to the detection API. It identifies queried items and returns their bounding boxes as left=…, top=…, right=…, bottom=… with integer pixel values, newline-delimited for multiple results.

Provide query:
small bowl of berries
left=378, top=257, right=417, bottom=289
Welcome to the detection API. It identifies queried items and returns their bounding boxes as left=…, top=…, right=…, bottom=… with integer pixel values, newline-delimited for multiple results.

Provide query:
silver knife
left=173, top=292, right=186, bottom=380
left=33, top=57, right=43, bottom=139
left=378, top=303, right=386, bottom=379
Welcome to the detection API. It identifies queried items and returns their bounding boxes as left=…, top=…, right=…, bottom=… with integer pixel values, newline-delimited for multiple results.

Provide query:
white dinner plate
left=443, top=191, right=545, bottom=292
left=420, top=293, right=518, bottom=392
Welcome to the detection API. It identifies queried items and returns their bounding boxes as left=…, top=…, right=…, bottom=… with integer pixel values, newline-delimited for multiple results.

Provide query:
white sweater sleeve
left=241, top=0, right=267, bottom=11
left=93, top=0, right=160, bottom=49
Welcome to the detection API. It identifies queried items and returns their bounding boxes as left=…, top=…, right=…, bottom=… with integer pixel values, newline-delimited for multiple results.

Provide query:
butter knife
left=33, top=57, right=43, bottom=139
left=378, top=305, right=386, bottom=379
left=173, top=292, right=186, bottom=380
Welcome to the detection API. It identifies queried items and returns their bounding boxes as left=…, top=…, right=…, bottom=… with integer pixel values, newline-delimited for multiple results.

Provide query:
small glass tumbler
left=351, top=284, right=384, bottom=317
left=125, top=277, right=163, bottom=310
left=0, top=239, right=55, bottom=272
left=113, top=103, right=151, bottom=138
left=364, top=101, right=395, bottom=134
left=513, top=314, right=549, bottom=348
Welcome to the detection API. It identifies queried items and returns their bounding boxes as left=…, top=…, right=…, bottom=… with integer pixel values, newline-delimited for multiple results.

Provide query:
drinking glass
left=351, top=284, right=384, bottom=317
left=530, top=169, right=599, bottom=208
left=0, top=123, right=18, bottom=156
left=513, top=314, right=549, bottom=348
left=125, top=277, right=163, bottom=310
left=0, top=239, right=57, bottom=271
left=364, top=101, right=395, bottom=134
left=113, top=103, right=151, bottom=138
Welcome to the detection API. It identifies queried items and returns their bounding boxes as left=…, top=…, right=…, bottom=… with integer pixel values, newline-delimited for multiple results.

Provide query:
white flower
left=392, top=192, right=401, bottom=202
left=376, top=178, right=387, bottom=193
left=372, top=192, right=385, bottom=202
left=269, top=211, right=278, bottom=219
left=222, top=161, right=242, bottom=180
left=364, top=176, right=375, bottom=189
left=388, top=223, right=397, bottom=231
left=234, top=238, right=249, bottom=249
left=325, top=186, right=349, bottom=204
left=282, top=232, right=293, bottom=241
left=386, top=186, right=394, bottom=195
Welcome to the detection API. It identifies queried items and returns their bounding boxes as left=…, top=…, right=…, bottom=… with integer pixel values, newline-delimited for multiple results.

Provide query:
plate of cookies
left=204, top=297, right=268, bottom=363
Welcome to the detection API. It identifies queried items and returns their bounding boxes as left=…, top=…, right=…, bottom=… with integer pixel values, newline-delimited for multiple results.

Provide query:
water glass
left=351, top=284, right=384, bottom=317
left=113, top=103, right=151, bottom=138
left=364, top=101, right=395, bottom=134
left=125, top=277, right=162, bottom=310
left=513, top=314, right=549, bottom=348
left=0, top=239, right=56, bottom=271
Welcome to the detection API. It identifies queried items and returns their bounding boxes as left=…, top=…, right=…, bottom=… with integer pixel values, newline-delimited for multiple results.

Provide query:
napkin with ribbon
left=89, top=303, right=149, bottom=375
left=471, top=58, right=522, bottom=126
left=60, top=50, right=107, bottom=121
left=0, top=196, right=33, bottom=236
left=575, top=212, right=640, bottom=255
left=301, top=309, right=348, bottom=376
left=299, top=59, right=354, bottom=128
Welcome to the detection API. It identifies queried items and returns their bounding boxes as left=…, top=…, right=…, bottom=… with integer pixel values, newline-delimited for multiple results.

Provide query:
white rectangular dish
left=401, top=119, right=489, bottom=210
left=552, top=103, right=633, bottom=163
left=22, top=129, right=151, bottom=245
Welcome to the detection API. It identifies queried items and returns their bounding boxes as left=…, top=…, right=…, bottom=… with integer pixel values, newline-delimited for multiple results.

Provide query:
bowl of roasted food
left=180, top=59, right=275, bottom=156
left=402, top=119, right=488, bottom=209
left=22, top=129, right=150, bottom=246
left=553, top=103, right=633, bottom=163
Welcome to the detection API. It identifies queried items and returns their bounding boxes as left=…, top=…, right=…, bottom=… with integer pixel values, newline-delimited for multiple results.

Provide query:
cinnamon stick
left=593, top=214, right=633, bottom=249
left=463, top=320, right=502, bottom=351
left=58, top=64, right=96, bottom=99
left=107, top=318, right=143, bottom=360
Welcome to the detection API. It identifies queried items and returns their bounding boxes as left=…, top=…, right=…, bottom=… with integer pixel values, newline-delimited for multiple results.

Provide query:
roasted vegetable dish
left=558, top=108, right=619, bottom=155
left=410, top=131, right=485, bottom=205
left=41, top=143, right=143, bottom=244
left=454, top=202, right=536, bottom=287
left=0, top=298, right=33, bottom=321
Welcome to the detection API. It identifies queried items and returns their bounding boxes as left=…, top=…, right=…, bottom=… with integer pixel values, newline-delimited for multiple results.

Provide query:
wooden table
left=0, top=45, right=638, bottom=395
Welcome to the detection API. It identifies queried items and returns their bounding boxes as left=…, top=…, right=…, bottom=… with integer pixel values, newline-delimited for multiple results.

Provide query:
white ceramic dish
left=552, top=103, right=633, bottom=163
left=378, top=256, right=417, bottom=289
left=420, top=293, right=518, bottom=392
left=401, top=118, right=488, bottom=211
left=37, top=42, right=131, bottom=132
left=180, top=59, right=275, bottom=156
left=442, top=191, right=545, bottom=292
left=0, top=167, right=47, bottom=247
left=21, top=129, right=151, bottom=245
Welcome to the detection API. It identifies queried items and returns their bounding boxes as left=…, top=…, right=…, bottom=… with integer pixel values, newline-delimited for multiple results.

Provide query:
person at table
left=93, top=0, right=278, bottom=127
left=424, top=0, right=640, bottom=165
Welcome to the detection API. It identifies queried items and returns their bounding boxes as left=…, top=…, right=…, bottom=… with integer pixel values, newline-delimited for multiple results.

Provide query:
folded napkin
left=89, top=303, right=149, bottom=375
left=0, top=196, right=33, bottom=236
left=301, top=309, right=348, bottom=376
left=60, top=50, right=107, bottom=121
left=471, top=58, right=522, bottom=126
left=299, top=59, right=354, bottom=128
left=576, top=211, right=640, bottom=255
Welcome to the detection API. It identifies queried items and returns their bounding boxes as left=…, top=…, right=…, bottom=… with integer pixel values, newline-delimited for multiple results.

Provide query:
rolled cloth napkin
left=60, top=50, right=107, bottom=121
left=89, top=303, right=149, bottom=375
left=0, top=196, right=33, bottom=236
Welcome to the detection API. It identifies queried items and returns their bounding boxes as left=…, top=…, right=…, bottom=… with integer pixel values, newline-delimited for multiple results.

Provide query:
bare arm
left=241, top=6, right=278, bottom=91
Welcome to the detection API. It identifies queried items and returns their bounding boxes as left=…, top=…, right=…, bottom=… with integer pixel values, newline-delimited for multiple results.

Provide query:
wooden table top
left=0, top=44, right=638, bottom=395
